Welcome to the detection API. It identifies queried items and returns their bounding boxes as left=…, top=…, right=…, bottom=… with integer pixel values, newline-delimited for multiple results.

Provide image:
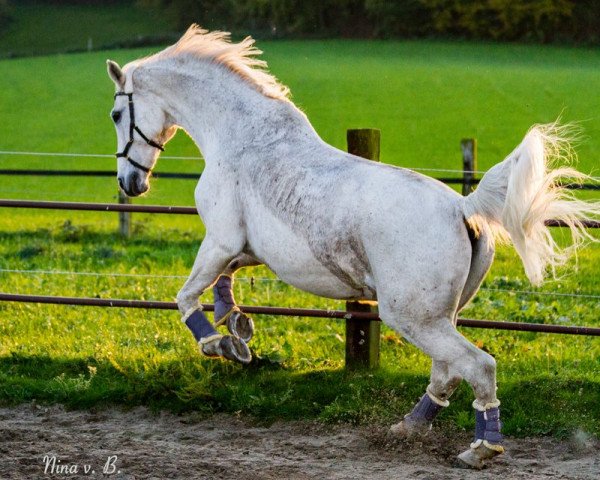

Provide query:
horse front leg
left=213, top=254, right=261, bottom=343
left=177, top=237, right=251, bottom=364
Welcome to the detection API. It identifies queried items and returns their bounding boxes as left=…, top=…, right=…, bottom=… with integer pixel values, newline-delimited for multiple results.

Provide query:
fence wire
left=2, top=267, right=600, bottom=300
left=3, top=149, right=600, bottom=179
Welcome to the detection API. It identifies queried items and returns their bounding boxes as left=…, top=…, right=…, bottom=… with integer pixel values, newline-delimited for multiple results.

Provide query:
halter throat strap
left=114, top=92, right=164, bottom=174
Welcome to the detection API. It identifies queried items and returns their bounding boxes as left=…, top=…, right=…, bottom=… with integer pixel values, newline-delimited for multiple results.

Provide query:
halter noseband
left=114, top=92, right=165, bottom=174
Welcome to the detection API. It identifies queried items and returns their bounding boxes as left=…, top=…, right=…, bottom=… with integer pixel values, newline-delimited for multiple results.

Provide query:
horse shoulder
left=194, top=162, right=246, bottom=241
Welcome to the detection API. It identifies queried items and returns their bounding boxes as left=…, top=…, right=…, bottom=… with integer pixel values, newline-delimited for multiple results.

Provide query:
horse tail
left=462, top=123, right=600, bottom=286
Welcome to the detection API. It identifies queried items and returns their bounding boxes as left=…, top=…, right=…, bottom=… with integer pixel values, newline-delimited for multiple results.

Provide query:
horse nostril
left=118, top=177, right=125, bottom=191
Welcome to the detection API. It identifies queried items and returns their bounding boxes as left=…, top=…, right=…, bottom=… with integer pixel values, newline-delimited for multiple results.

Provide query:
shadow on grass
left=1, top=353, right=598, bottom=438
left=0, top=352, right=427, bottom=416
left=0, top=226, right=202, bottom=271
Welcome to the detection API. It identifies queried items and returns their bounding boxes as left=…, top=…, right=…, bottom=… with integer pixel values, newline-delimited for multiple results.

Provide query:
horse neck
left=146, top=59, right=318, bottom=162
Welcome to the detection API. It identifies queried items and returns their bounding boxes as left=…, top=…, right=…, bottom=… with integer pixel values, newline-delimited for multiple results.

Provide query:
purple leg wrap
left=213, top=276, right=235, bottom=321
left=406, top=394, right=444, bottom=423
left=474, top=407, right=503, bottom=444
left=185, top=310, right=217, bottom=342
left=475, top=410, right=486, bottom=441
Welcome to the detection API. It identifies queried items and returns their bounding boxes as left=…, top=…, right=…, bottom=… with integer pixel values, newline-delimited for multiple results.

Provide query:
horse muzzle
left=118, top=173, right=148, bottom=197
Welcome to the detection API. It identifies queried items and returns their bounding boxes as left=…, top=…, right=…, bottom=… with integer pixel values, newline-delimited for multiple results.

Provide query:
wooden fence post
left=345, top=128, right=381, bottom=370
left=118, top=190, right=131, bottom=238
left=461, top=138, right=477, bottom=196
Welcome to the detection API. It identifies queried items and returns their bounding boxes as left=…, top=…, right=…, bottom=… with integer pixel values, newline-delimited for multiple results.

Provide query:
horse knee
left=429, top=361, right=462, bottom=402
left=176, top=288, right=200, bottom=316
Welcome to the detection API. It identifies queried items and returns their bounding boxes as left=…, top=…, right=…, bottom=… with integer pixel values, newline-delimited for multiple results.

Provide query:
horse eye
left=111, top=110, right=122, bottom=123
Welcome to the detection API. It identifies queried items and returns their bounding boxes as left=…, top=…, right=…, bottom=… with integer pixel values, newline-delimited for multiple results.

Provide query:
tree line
left=140, top=0, right=600, bottom=44
left=3, top=1, right=600, bottom=45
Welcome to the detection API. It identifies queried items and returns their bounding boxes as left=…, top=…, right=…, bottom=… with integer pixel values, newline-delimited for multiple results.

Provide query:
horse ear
left=106, top=60, right=125, bottom=88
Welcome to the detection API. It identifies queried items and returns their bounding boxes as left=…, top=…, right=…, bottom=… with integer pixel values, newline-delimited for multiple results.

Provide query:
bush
left=420, top=0, right=574, bottom=42
left=136, top=0, right=600, bottom=44
left=364, top=0, right=431, bottom=37
left=0, top=0, right=12, bottom=31
left=567, top=0, right=600, bottom=44
left=19, top=1, right=125, bottom=4
left=138, top=0, right=369, bottom=37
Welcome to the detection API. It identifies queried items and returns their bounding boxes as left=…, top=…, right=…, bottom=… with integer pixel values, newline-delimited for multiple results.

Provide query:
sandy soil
left=0, top=404, right=597, bottom=480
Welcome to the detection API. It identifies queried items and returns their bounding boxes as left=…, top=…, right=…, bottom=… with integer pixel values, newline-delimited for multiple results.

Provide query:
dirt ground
left=0, top=404, right=597, bottom=480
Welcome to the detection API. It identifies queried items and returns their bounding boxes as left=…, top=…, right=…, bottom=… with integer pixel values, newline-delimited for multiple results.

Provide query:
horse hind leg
left=213, top=254, right=261, bottom=342
left=390, top=359, right=462, bottom=436
left=456, top=226, right=495, bottom=319
left=388, top=314, right=504, bottom=469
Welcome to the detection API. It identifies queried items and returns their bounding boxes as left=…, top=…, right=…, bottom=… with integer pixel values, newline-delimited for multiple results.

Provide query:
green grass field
left=0, top=39, right=599, bottom=438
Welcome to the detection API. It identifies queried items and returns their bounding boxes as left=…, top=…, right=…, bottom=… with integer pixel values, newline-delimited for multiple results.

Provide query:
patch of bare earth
left=0, top=404, right=597, bottom=479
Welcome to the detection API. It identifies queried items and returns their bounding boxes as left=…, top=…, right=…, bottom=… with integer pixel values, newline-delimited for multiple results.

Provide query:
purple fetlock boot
left=183, top=308, right=251, bottom=364
left=457, top=402, right=504, bottom=469
left=213, top=275, right=254, bottom=343
left=390, top=390, right=448, bottom=436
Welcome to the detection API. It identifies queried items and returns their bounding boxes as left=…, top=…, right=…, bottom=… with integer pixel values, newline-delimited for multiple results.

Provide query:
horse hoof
left=227, top=310, right=254, bottom=343
left=456, top=443, right=503, bottom=470
left=389, top=419, right=430, bottom=438
left=219, top=335, right=252, bottom=364
left=200, top=335, right=252, bottom=364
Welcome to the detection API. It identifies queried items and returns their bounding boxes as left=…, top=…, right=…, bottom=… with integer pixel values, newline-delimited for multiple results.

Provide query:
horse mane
left=145, top=24, right=290, bottom=101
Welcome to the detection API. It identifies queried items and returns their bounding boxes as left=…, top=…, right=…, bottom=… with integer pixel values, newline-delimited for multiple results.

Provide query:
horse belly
left=244, top=209, right=368, bottom=300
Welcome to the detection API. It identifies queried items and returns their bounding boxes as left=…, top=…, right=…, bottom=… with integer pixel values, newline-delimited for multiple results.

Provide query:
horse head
left=106, top=60, right=177, bottom=197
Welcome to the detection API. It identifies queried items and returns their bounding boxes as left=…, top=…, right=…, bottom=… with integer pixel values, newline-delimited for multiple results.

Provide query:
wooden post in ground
left=461, top=138, right=477, bottom=196
left=345, top=128, right=381, bottom=370
left=118, top=190, right=131, bottom=238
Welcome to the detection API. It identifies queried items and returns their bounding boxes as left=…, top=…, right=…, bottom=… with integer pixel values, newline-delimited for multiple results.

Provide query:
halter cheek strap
left=114, top=92, right=165, bottom=174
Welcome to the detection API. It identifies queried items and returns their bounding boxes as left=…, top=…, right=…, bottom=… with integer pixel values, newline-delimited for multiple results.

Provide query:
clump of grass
left=17, top=243, right=45, bottom=260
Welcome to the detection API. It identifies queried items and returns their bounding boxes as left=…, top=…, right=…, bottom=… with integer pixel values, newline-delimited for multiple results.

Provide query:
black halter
left=114, top=92, right=165, bottom=174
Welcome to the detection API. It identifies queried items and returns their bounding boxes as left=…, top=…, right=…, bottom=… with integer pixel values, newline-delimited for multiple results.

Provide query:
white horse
left=107, top=25, right=600, bottom=469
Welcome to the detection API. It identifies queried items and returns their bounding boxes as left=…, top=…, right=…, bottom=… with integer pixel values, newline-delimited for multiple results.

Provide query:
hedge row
left=138, top=0, right=600, bottom=44
left=0, top=0, right=10, bottom=29
left=5, top=1, right=600, bottom=44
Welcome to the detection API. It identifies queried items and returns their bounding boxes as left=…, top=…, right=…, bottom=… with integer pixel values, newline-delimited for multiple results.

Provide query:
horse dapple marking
left=107, top=25, right=600, bottom=469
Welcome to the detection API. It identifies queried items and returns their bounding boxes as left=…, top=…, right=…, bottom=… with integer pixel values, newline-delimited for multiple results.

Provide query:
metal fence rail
left=1, top=199, right=599, bottom=228
left=1, top=293, right=599, bottom=336
left=0, top=199, right=197, bottom=215
left=0, top=169, right=200, bottom=180
left=2, top=169, right=599, bottom=190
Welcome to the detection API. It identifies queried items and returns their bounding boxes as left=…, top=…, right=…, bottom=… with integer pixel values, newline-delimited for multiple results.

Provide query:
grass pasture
left=0, top=40, right=599, bottom=439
